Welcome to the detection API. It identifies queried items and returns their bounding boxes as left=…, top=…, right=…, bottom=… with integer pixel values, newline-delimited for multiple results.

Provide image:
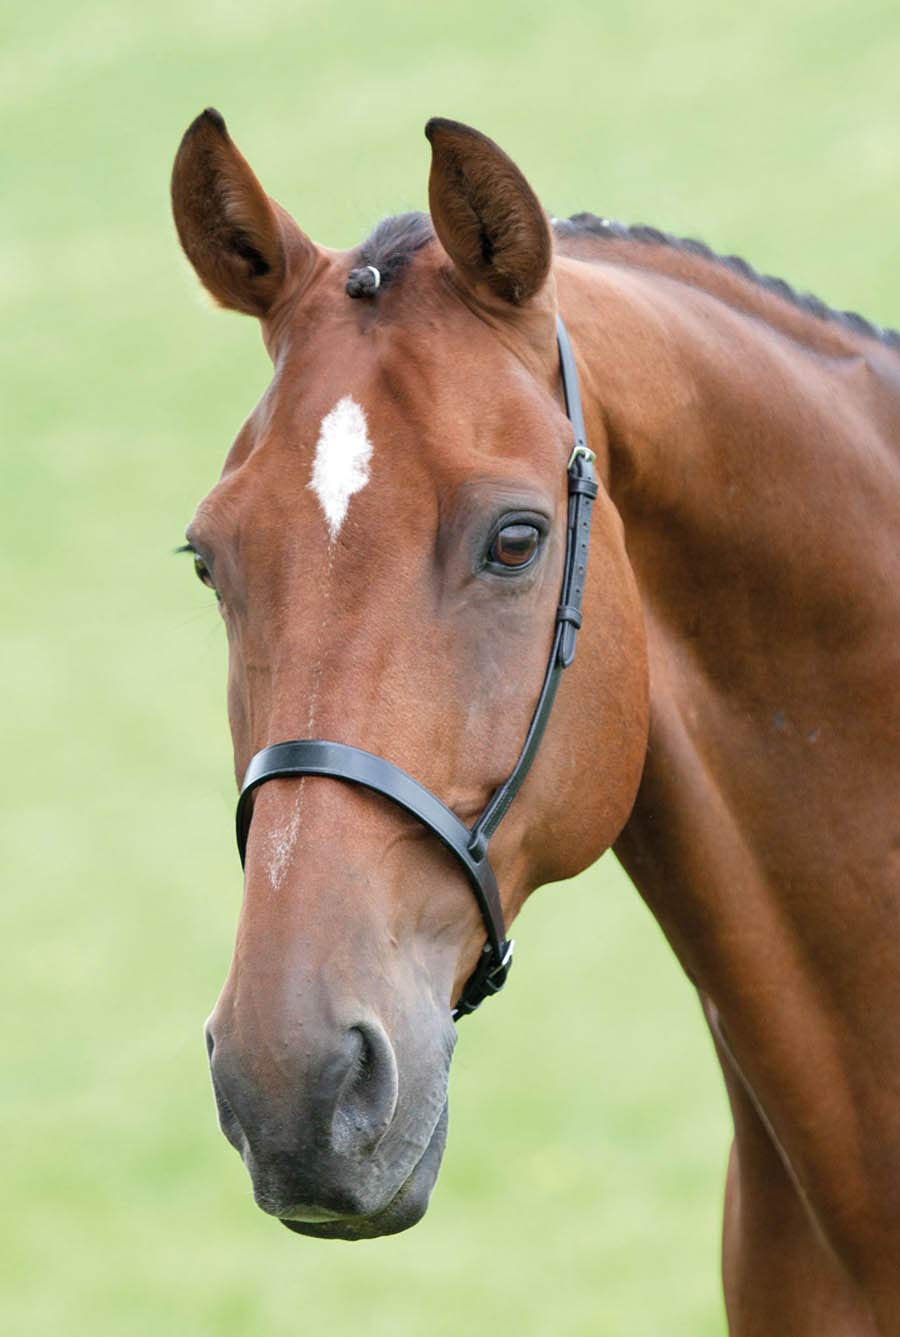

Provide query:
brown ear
left=171, top=109, right=312, bottom=317
left=424, top=118, right=552, bottom=306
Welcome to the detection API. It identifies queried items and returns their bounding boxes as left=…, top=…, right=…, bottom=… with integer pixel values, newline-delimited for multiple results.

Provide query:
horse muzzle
left=205, top=1011, right=454, bottom=1238
left=277, top=1101, right=450, bottom=1240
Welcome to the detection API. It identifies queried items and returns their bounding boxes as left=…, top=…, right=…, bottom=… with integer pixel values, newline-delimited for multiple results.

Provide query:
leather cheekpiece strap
left=233, top=316, right=597, bottom=1019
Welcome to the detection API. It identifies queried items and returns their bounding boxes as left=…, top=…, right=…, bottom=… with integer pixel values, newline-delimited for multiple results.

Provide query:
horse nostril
left=205, top=1027, right=247, bottom=1152
left=330, top=1021, right=399, bottom=1156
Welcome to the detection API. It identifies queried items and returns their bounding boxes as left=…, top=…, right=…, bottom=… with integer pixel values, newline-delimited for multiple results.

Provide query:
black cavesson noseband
left=236, top=316, right=598, bottom=1019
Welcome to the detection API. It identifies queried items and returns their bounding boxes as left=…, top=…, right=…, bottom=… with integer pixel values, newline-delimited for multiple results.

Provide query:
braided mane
left=553, top=213, right=900, bottom=351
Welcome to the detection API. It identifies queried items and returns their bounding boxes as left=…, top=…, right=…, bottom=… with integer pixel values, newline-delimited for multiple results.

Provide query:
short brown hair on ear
left=425, top=118, right=552, bottom=306
left=171, top=109, right=312, bottom=317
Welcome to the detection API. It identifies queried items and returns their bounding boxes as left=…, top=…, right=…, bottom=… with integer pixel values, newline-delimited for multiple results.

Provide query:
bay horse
left=171, top=110, right=900, bottom=1334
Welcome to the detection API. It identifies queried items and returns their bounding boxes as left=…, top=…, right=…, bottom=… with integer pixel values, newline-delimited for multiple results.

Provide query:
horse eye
left=488, top=523, right=541, bottom=570
left=193, top=555, right=216, bottom=591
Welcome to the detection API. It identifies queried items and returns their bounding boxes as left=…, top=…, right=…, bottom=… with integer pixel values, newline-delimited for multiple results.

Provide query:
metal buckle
left=567, top=442, right=596, bottom=469
left=450, top=939, right=515, bottom=1020
left=484, top=938, right=515, bottom=994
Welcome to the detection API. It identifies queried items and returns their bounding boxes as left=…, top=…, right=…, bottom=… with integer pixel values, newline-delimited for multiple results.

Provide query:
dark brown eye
left=193, top=555, right=216, bottom=590
left=488, top=523, right=541, bottom=570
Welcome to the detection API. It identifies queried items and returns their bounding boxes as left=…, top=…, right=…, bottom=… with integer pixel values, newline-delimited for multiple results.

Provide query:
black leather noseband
left=236, top=316, right=598, bottom=1019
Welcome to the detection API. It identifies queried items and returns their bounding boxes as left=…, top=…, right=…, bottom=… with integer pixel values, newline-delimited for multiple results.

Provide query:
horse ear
left=171, top=109, right=314, bottom=317
left=424, top=118, right=552, bottom=306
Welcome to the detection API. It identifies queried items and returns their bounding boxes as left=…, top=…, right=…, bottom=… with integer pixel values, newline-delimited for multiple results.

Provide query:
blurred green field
left=4, top=2, right=900, bottom=1333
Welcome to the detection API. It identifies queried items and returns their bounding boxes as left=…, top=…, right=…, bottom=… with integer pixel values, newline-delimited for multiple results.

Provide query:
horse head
left=171, top=111, right=649, bottom=1239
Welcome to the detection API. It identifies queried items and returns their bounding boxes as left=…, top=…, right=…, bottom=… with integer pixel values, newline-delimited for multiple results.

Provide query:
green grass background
left=4, top=2, right=900, bottom=1333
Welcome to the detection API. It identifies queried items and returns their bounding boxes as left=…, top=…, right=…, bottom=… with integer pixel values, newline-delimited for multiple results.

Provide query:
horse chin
left=279, top=1101, right=449, bottom=1242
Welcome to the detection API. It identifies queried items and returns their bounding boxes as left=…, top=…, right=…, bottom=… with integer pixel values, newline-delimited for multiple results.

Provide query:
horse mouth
left=278, top=1101, right=449, bottom=1241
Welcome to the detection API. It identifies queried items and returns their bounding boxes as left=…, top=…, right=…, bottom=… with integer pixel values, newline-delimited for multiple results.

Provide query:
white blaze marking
left=308, top=396, right=373, bottom=540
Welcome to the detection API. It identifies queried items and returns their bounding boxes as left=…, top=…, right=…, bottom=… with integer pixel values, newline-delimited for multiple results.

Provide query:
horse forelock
left=345, top=212, right=436, bottom=299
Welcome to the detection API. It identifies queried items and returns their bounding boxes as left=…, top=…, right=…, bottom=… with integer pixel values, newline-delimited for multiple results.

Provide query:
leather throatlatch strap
left=235, top=315, right=599, bottom=1019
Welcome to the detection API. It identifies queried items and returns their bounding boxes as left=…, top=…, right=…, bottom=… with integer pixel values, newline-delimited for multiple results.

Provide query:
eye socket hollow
left=488, top=522, right=541, bottom=570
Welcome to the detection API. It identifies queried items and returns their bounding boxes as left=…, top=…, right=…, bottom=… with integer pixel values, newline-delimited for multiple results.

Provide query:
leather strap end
left=558, top=623, right=578, bottom=669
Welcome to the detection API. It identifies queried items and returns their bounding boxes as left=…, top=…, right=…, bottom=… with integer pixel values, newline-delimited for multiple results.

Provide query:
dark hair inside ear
left=425, top=118, right=551, bottom=306
left=171, top=108, right=316, bottom=318
left=231, top=233, right=272, bottom=278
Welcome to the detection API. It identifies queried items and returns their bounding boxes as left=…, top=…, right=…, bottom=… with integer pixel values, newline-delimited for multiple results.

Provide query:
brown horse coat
left=173, top=111, right=900, bottom=1334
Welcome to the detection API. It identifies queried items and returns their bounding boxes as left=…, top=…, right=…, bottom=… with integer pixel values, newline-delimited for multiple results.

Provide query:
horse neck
left=564, top=253, right=900, bottom=1027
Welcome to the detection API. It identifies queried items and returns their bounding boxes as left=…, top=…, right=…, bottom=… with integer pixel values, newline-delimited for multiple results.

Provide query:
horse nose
left=204, top=1020, right=245, bottom=1150
left=205, top=1017, right=399, bottom=1163
left=327, top=1022, right=399, bottom=1154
